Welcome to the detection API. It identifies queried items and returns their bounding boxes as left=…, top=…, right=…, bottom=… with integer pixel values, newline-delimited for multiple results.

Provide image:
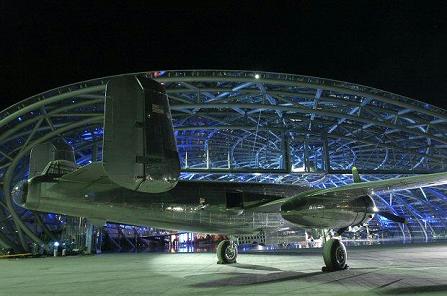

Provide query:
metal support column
left=282, top=131, right=291, bottom=172
left=92, top=142, right=98, bottom=162
left=303, top=138, right=309, bottom=172
left=84, top=222, right=95, bottom=254
left=323, top=135, right=330, bottom=172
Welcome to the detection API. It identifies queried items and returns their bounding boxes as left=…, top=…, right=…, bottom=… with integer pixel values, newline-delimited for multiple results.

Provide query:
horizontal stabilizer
left=58, top=163, right=120, bottom=192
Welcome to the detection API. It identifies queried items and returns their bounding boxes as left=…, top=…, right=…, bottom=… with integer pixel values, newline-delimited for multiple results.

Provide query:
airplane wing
left=305, top=171, right=447, bottom=199
left=254, top=172, right=447, bottom=212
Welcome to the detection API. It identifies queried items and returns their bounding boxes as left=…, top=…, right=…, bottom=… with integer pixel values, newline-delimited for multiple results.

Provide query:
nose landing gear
left=216, top=239, right=238, bottom=264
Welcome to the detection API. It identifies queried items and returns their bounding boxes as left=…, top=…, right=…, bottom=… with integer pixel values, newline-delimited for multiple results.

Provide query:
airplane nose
left=11, top=180, right=28, bottom=207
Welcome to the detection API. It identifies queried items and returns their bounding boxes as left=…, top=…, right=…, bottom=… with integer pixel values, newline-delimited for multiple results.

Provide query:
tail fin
left=102, top=75, right=180, bottom=193
left=29, top=140, right=76, bottom=178
left=352, top=166, right=361, bottom=183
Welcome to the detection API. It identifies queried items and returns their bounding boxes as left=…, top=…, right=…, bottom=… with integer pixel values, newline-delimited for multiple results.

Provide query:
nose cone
left=11, top=180, right=28, bottom=207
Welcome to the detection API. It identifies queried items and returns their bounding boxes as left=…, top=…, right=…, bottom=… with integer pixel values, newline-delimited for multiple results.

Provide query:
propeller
left=376, top=211, right=406, bottom=224
left=351, top=168, right=407, bottom=225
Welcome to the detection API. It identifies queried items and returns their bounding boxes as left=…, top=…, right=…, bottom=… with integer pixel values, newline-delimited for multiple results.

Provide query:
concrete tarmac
left=0, top=243, right=446, bottom=296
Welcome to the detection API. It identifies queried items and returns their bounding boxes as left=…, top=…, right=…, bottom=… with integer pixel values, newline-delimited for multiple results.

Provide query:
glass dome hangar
left=1, top=70, right=447, bottom=251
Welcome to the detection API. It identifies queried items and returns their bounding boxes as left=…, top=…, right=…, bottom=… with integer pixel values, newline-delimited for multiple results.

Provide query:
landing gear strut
left=216, top=239, right=238, bottom=264
left=322, top=238, right=348, bottom=272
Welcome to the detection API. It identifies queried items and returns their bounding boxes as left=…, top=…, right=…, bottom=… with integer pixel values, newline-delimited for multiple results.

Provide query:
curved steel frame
left=1, top=70, right=447, bottom=250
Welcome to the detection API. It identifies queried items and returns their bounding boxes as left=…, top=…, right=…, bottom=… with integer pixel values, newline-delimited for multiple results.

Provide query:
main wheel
left=216, top=240, right=238, bottom=264
left=323, top=238, right=347, bottom=271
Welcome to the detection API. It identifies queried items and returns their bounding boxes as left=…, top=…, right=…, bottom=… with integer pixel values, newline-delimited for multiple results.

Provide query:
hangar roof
left=1, top=70, right=446, bottom=250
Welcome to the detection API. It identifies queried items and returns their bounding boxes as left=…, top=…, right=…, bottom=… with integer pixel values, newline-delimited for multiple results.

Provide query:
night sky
left=1, top=1, right=446, bottom=110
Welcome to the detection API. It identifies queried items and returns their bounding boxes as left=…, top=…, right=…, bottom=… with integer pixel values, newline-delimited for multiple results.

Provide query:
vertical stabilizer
left=103, top=75, right=180, bottom=193
left=29, top=141, right=75, bottom=178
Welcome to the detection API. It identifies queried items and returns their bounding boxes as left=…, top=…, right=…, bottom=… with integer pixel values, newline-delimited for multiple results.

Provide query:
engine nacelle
left=280, top=195, right=376, bottom=229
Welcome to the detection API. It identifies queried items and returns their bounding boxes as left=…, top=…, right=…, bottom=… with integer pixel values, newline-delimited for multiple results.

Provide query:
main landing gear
left=216, top=239, right=238, bottom=264
left=322, top=238, right=348, bottom=272
left=215, top=237, right=347, bottom=272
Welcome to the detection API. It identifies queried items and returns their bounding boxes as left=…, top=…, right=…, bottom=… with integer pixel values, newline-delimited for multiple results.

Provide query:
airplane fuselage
left=16, top=172, right=375, bottom=234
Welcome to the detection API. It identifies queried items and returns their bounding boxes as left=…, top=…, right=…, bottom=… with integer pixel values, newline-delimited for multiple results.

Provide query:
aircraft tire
left=323, top=238, right=347, bottom=271
left=217, top=240, right=237, bottom=264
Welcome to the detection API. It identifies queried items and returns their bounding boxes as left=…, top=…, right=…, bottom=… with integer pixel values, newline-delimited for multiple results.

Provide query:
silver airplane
left=12, top=76, right=447, bottom=272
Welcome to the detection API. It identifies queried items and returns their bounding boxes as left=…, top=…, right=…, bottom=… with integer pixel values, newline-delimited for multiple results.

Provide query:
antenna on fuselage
left=352, top=166, right=361, bottom=183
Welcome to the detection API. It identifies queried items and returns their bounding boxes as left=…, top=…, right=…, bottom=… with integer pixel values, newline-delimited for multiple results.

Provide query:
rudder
left=103, top=75, right=180, bottom=193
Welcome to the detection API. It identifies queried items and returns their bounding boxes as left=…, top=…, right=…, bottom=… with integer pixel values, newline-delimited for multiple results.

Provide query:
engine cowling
left=280, top=195, right=376, bottom=229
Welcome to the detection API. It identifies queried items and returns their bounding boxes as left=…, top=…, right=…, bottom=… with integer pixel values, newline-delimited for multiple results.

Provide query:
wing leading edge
left=254, top=171, right=447, bottom=212
left=304, top=171, right=447, bottom=199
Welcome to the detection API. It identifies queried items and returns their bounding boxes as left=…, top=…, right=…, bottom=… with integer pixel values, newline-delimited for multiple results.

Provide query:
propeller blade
left=377, top=211, right=406, bottom=224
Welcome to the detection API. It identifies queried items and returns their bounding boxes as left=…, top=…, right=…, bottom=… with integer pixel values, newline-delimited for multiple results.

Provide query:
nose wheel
left=217, top=240, right=238, bottom=264
left=322, top=238, right=348, bottom=272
